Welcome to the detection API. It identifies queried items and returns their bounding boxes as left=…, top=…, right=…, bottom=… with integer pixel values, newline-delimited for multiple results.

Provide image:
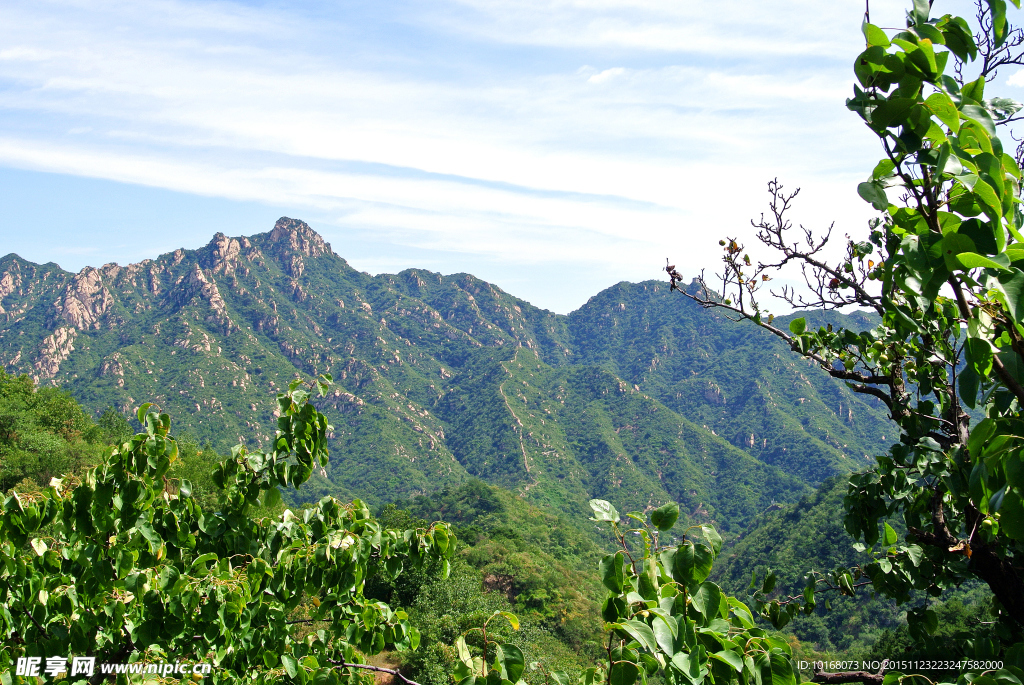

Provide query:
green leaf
left=999, top=351, right=1024, bottom=389
left=871, top=97, right=916, bottom=129
left=883, top=523, right=897, bottom=546
left=926, top=92, right=959, bottom=132
left=962, top=104, right=997, bottom=138
left=30, top=538, right=47, bottom=556
left=972, top=181, right=1004, bottom=224
left=498, top=611, right=520, bottom=631
left=700, top=525, right=723, bottom=555
left=906, top=545, right=924, bottom=567
left=136, top=403, right=154, bottom=425
left=996, top=270, right=1024, bottom=322
left=589, top=499, right=620, bottom=522
left=727, top=597, right=755, bottom=629
left=456, top=636, right=473, bottom=666
left=938, top=145, right=964, bottom=176
left=282, top=654, right=299, bottom=679
left=670, top=652, right=702, bottom=684
left=988, top=0, right=1009, bottom=47
left=1000, top=490, right=1024, bottom=540
left=600, top=552, right=626, bottom=593
left=769, top=651, right=797, bottom=685
left=942, top=17, right=978, bottom=61
left=495, top=644, right=525, bottom=683
left=691, top=582, right=723, bottom=619
left=761, top=568, right=777, bottom=594
left=956, top=251, right=1011, bottom=271
left=618, top=619, right=659, bottom=652
left=959, top=366, right=980, bottom=409
left=639, top=653, right=660, bottom=676
left=858, top=181, right=890, bottom=211
left=872, top=158, right=896, bottom=180
left=158, top=565, right=181, bottom=592
left=262, top=486, right=283, bottom=509
left=969, top=418, right=998, bottom=455
left=674, top=541, right=714, bottom=586
left=712, top=651, right=744, bottom=673
left=650, top=502, right=679, bottom=531
left=863, top=22, right=891, bottom=48
left=652, top=615, right=676, bottom=654
left=987, top=97, right=1023, bottom=122
left=916, top=23, right=946, bottom=45
left=189, top=552, right=219, bottom=575
left=963, top=76, right=986, bottom=103
left=911, top=0, right=930, bottom=25
left=788, top=318, right=806, bottom=335
left=965, top=337, right=995, bottom=377
left=609, top=661, right=640, bottom=685
left=938, top=233, right=977, bottom=270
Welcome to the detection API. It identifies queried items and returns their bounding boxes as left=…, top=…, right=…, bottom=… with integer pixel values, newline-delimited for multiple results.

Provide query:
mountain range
left=0, top=217, right=896, bottom=532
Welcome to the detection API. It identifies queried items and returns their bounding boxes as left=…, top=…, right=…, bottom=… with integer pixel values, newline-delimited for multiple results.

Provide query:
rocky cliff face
left=0, top=217, right=894, bottom=527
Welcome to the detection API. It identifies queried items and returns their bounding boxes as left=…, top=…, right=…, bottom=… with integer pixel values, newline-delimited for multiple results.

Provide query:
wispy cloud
left=0, top=0, right=966, bottom=311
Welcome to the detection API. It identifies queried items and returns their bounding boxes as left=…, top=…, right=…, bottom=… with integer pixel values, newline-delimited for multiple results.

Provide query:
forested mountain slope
left=0, top=217, right=893, bottom=529
left=712, top=477, right=994, bottom=656
left=568, top=283, right=892, bottom=484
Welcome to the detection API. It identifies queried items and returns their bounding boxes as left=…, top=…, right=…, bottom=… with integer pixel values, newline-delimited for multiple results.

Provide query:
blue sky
left=0, top=0, right=1011, bottom=313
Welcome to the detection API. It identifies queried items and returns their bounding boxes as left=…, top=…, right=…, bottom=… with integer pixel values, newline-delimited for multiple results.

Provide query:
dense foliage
left=0, top=378, right=457, bottom=684
left=713, top=477, right=994, bottom=660
left=0, top=370, right=836, bottom=685
left=0, top=219, right=895, bottom=532
left=0, top=372, right=113, bottom=492
left=363, top=484, right=608, bottom=683
left=667, top=0, right=1024, bottom=678
left=576, top=499, right=800, bottom=685
left=21, top=0, right=1024, bottom=679
left=396, top=481, right=605, bottom=642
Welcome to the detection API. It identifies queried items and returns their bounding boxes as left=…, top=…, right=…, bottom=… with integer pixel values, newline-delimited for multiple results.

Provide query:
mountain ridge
left=0, top=217, right=894, bottom=531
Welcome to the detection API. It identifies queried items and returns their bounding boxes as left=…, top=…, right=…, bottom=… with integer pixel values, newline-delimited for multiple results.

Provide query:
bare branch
left=974, top=0, right=1024, bottom=80
left=812, top=661, right=888, bottom=685
left=328, top=659, right=423, bottom=685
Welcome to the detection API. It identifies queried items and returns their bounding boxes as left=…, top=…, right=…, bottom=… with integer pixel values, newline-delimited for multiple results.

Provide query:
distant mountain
left=0, top=218, right=893, bottom=531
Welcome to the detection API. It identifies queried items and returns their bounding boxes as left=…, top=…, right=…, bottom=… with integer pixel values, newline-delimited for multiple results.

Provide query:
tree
left=448, top=500, right=804, bottom=685
left=0, top=376, right=456, bottom=685
left=0, top=372, right=106, bottom=493
left=667, top=0, right=1024, bottom=672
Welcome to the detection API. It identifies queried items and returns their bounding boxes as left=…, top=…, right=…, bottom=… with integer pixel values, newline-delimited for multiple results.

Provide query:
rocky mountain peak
left=266, top=217, right=331, bottom=258
left=51, top=267, right=112, bottom=331
left=204, top=232, right=251, bottom=275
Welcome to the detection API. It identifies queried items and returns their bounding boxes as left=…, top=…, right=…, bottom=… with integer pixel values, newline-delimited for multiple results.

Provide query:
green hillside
left=0, top=218, right=895, bottom=530
left=0, top=370, right=605, bottom=683
left=712, top=477, right=994, bottom=657
left=567, top=282, right=892, bottom=484
left=0, top=364, right=993, bottom=673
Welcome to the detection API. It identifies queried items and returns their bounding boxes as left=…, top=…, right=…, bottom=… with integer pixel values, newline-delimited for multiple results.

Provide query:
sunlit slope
left=567, top=281, right=893, bottom=484
left=0, top=218, right=892, bottom=528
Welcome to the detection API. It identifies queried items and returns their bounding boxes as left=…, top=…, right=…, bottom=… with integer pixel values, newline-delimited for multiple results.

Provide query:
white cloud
left=430, top=0, right=913, bottom=57
left=587, top=67, right=626, bottom=84
left=0, top=0, right=966, bottom=311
